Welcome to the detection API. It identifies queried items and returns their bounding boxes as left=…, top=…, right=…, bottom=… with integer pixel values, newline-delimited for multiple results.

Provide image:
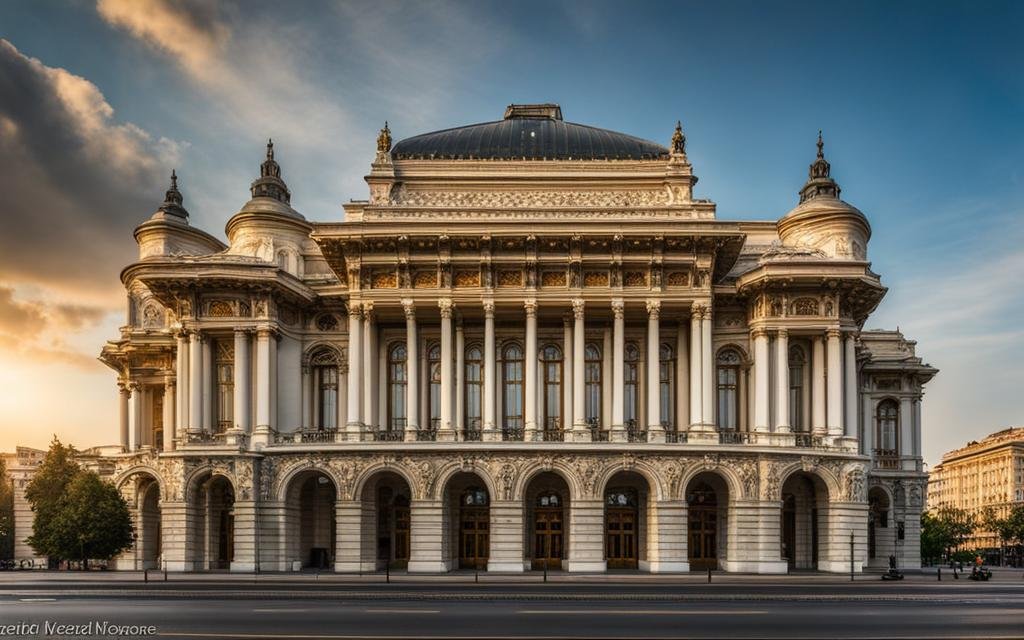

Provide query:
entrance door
left=606, top=508, right=638, bottom=569
left=532, top=507, right=564, bottom=570
left=687, top=482, right=718, bottom=570
left=393, top=496, right=410, bottom=568
left=459, top=507, right=489, bottom=569
left=217, top=510, right=234, bottom=570
left=782, top=494, right=796, bottom=568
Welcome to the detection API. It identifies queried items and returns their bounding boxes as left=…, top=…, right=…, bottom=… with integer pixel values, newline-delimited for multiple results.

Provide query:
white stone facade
left=71, top=107, right=938, bottom=573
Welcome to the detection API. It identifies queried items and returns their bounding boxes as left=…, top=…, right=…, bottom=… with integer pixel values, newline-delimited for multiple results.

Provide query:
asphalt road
left=1, top=581, right=1023, bottom=639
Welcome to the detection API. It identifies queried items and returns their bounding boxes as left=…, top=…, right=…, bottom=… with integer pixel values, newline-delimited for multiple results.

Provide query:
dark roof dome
left=390, top=104, right=669, bottom=161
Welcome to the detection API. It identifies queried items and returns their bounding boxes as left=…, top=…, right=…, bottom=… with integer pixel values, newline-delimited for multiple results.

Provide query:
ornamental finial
left=266, top=138, right=274, bottom=160
left=671, top=120, right=686, bottom=155
left=251, top=138, right=291, bottom=203
left=158, top=169, right=187, bottom=217
left=377, top=121, right=392, bottom=153
left=798, top=129, right=839, bottom=203
left=816, top=129, right=824, bottom=160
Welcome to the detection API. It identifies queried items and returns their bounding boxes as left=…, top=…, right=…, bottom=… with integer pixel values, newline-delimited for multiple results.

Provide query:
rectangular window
left=585, top=361, right=601, bottom=423
left=717, top=366, right=737, bottom=430
left=466, top=358, right=482, bottom=428
left=217, top=362, right=233, bottom=433
left=503, top=360, right=523, bottom=428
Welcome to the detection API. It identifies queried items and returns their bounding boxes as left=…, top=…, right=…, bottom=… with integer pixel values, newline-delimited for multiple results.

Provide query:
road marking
left=363, top=608, right=440, bottom=614
left=18, top=598, right=57, bottom=602
left=252, top=608, right=312, bottom=612
left=518, top=609, right=768, bottom=615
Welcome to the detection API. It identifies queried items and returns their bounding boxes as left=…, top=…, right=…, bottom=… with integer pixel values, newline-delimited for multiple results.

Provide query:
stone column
left=482, top=300, right=498, bottom=441
left=844, top=333, right=858, bottom=439
left=188, top=331, right=202, bottom=435
left=562, top=315, right=574, bottom=433
left=775, top=329, right=790, bottom=433
left=456, top=320, right=465, bottom=439
left=487, top=500, right=525, bottom=572
left=119, top=382, right=130, bottom=451
left=362, top=303, right=376, bottom=432
left=403, top=300, right=419, bottom=440
left=602, top=326, right=612, bottom=427
left=407, top=499, right=448, bottom=572
left=812, top=335, right=826, bottom=435
left=610, top=298, right=625, bottom=440
left=646, top=299, right=663, bottom=441
left=201, top=337, right=212, bottom=433
left=175, top=332, right=188, bottom=442
left=233, top=329, right=250, bottom=435
left=571, top=299, right=588, bottom=439
left=826, top=328, right=843, bottom=436
left=300, top=362, right=311, bottom=430
left=701, top=304, right=714, bottom=427
left=229, top=500, right=257, bottom=572
left=647, top=500, right=688, bottom=572
left=162, top=375, right=175, bottom=451
left=333, top=500, right=363, bottom=572
left=567, top=499, right=606, bottom=572
left=252, top=327, right=273, bottom=447
left=753, top=328, right=770, bottom=432
left=129, top=382, right=142, bottom=451
left=438, top=299, right=455, bottom=440
left=524, top=299, right=538, bottom=440
left=675, top=321, right=689, bottom=434
left=346, top=304, right=363, bottom=435
left=689, top=305, right=702, bottom=430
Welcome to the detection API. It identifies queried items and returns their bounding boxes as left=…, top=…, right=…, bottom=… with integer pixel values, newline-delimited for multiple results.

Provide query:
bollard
left=707, top=567, right=711, bottom=583
left=386, top=560, right=390, bottom=584
left=164, top=566, right=168, bottom=582
left=937, top=567, right=941, bottom=581
left=543, top=558, right=548, bottom=583
left=144, top=569, right=148, bottom=584
left=849, top=531, right=855, bottom=582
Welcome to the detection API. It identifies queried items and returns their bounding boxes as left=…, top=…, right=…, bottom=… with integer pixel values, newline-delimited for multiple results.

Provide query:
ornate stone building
left=92, top=104, right=936, bottom=573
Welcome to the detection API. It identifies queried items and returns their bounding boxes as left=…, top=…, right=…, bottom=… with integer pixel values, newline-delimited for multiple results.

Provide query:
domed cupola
left=777, top=132, right=871, bottom=261
left=134, top=171, right=225, bottom=259
left=226, top=140, right=311, bottom=276
left=157, top=170, right=188, bottom=220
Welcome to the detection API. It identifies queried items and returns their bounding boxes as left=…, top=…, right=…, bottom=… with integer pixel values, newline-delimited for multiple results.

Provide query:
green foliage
left=0, top=458, right=14, bottom=560
left=921, top=505, right=978, bottom=562
left=25, top=437, right=133, bottom=564
left=993, top=505, right=1024, bottom=547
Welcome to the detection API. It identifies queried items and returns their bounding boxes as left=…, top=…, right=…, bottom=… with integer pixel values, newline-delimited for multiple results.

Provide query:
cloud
left=0, top=38, right=182, bottom=299
left=0, top=285, right=111, bottom=369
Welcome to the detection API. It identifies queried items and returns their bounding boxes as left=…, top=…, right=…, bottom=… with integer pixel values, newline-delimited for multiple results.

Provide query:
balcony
left=626, top=419, right=647, bottom=443
left=502, top=424, right=524, bottom=441
left=542, top=418, right=564, bottom=442
left=274, top=428, right=337, bottom=444
left=588, top=418, right=610, bottom=442
left=718, top=430, right=754, bottom=445
left=464, top=418, right=482, bottom=442
left=874, top=448, right=900, bottom=469
left=794, top=433, right=827, bottom=448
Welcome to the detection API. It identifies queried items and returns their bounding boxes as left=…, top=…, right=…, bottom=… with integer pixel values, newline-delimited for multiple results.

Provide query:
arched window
left=311, top=348, right=340, bottom=430
left=428, top=343, right=441, bottom=431
left=624, top=343, right=640, bottom=424
left=541, top=344, right=562, bottom=432
left=215, top=340, right=234, bottom=433
left=789, top=345, right=806, bottom=431
left=387, top=342, right=407, bottom=430
left=502, top=343, right=524, bottom=435
left=462, top=487, right=489, bottom=506
left=465, top=345, right=483, bottom=433
left=876, top=399, right=899, bottom=454
left=659, top=343, right=674, bottom=428
left=716, top=348, right=741, bottom=430
left=605, top=487, right=638, bottom=507
left=584, top=344, right=602, bottom=425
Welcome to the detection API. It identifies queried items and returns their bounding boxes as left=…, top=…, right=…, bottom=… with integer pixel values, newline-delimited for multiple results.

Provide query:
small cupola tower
left=250, top=139, right=292, bottom=204
left=134, top=171, right=225, bottom=259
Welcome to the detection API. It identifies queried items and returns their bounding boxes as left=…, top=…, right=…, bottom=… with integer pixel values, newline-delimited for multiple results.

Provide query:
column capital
left=233, top=327, right=251, bottom=337
left=690, top=300, right=709, bottom=318
left=571, top=298, right=585, bottom=319
left=776, top=327, right=789, bottom=338
left=645, top=298, right=661, bottom=317
left=118, top=381, right=131, bottom=394
left=401, top=298, right=416, bottom=319
left=751, top=327, right=769, bottom=340
left=164, top=372, right=175, bottom=387
left=438, top=298, right=454, bottom=319
left=347, top=302, right=362, bottom=318
left=482, top=298, right=495, bottom=317
left=524, top=298, right=537, bottom=317
left=611, top=298, right=624, bottom=319
left=826, top=327, right=842, bottom=340
left=362, top=300, right=375, bottom=319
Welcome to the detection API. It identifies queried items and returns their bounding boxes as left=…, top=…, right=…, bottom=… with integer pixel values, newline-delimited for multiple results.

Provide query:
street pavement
left=0, top=571, right=1022, bottom=639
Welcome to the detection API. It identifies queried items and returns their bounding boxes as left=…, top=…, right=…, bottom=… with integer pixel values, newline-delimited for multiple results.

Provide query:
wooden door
left=532, top=507, right=564, bottom=570
left=688, top=504, right=717, bottom=570
left=459, top=507, right=489, bottom=569
left=782, top=495, right=796, bottom=568
left=393, top=500, right=410, bottom=568
left=606, top=508, right=638, bottom=569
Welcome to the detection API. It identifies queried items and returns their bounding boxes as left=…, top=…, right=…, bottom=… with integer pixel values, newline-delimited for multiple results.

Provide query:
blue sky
left=0, top=0, right=1021, bottom=465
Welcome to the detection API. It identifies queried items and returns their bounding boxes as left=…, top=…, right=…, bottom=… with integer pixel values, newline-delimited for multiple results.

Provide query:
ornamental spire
left=670, top=120, right=686, bottom=155
left=250, top=138, right=291, bottom=204
left=798, top=130, right=840, bottom=203
left=158, top=169, right=187, bottom=218
left=377, top=121, right=392, bottom=153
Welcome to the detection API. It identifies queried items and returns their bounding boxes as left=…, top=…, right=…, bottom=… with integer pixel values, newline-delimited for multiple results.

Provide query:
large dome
left=390, top=104, right=669, bottom=161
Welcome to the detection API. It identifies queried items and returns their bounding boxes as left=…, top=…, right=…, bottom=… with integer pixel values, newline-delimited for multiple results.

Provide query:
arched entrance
left=603, top=471, right=650, bottom=570
left=360, top=472, right=411, bottom=570
left=868, top=487, right=892, bottom=567
left=190, top=474, right=234, bottom=571
left=780, top=472, right=829, bottom=570
left=139, top=479, right=161, bottom=569
left=442, top=472, right=490, bottom=570
left=685, top=472, right=729, bottom=571
left=284, top=470, right=337, bottom=570
left=525, top=472, right=570, bottom=570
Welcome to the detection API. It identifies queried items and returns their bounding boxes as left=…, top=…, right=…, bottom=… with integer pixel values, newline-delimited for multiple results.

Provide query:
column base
left=407, top=560, right=451, bottom=573
left=163, top=561, right=189, bottom=572
left=404, top=429, right=419, bottom=442
left=436, top=429, right=456, bottom=442
left=230, top=561, right=257, bottom=572
left=486, top=561, right=525, bottom=573
left=647, top=560, right=689, bottom=573
left=689, top=422, right=715, bottom=433
left=647, top=426, right=665, bottom=443
left=566, top=560, right=607, bottom=572
left=250, top=427, right=270, bottom=449
left=225, top=428, right=244, bottom=446
left=571, top=428, right=592, bottom=442
left=483, top=428, right=502, bottom=442
left=720, top=559, right=789, bottom=574
left=687, top=430, right=719, bottom=444
left=609, top=427, right=626, bottom=442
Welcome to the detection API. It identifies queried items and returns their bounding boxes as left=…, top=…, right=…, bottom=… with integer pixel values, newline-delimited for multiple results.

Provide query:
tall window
left=541, top=344, right=562, bottom=431
left=789, top=345, right=805, bottom=431
left=659, top=343, right=674, bottom=428
left=465, top=345, right=483, bottom=430
left=877, top=399, right=899, bottom=453
left=388, top=342, right=407, bottom=430
left=152, top=392, right=163, bottom=451
left=428, top=343, right=441, bottom=430
left=716, top=348, right=741, bottom=430
left=216, top=340, right=234, bottom=433
left=311, top=348, right=340, bottom=430
left=624, top=343, right=640, bottom=424
left=584, top=344, right=602, bottom=425
left=502, top=343, right=524, bottom=431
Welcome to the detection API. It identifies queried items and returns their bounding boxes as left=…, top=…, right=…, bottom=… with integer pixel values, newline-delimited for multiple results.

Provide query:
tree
left=25, top=437, right=80, bottom=562
left=920, top=510, right=947, bottom=564
left=51, top=473, right=133, bottom=568
left=0, top=458, right=14, bottom=560
left=920, top=505, right=977, bottom=563
left=995, top=506, right=1024, bottom=564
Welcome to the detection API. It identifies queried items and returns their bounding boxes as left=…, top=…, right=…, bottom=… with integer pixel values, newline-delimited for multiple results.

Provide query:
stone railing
left=273, top=428, right=338, bottom=444
left=873, top=448, right=900, bottom=469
